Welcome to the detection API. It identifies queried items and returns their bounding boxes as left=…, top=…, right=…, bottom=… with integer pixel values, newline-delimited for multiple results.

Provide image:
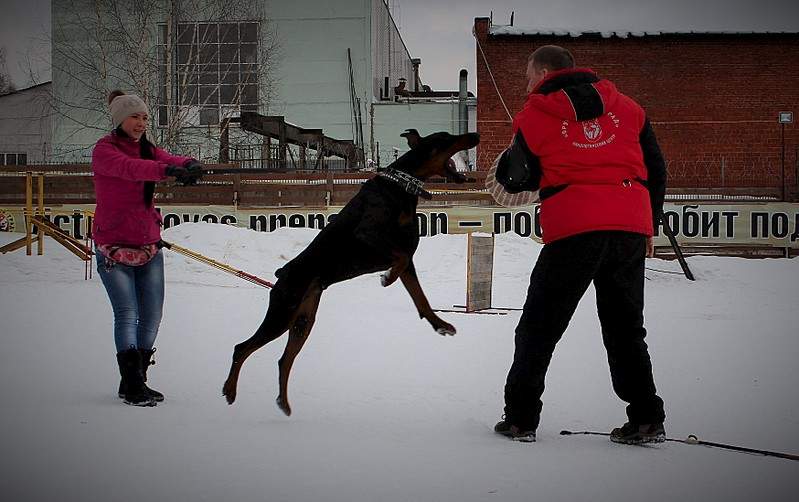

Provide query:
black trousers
left=503, top=231, right=665, bottom=431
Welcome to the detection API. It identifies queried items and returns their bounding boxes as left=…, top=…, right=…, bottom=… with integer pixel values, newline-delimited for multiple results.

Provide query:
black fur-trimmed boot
left=116, top=348, right=156, bottom=407
left=139, top=348, right=164, bottom=402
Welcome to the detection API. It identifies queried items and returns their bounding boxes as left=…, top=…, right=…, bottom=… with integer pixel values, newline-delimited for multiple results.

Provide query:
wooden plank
left=1, top=235, right=39, bottom=253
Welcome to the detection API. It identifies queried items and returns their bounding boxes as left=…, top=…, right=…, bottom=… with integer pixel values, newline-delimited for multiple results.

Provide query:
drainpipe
left=458, top=69, right=468, bottom=135
left=411, top=58, right=421, bottom=92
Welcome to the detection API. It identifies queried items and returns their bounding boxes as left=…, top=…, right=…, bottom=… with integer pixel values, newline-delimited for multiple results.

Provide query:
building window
left=158, top=21, right=259, bottom=126
left=0, top=153, right=27, bottom=165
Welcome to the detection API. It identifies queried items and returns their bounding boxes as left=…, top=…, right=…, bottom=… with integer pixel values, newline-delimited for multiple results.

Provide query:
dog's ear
left=400, top=128, right=421, bottom=149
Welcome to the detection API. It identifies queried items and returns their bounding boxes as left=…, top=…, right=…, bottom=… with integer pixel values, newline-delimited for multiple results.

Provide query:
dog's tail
left=269, top=263, right=319, bottom=307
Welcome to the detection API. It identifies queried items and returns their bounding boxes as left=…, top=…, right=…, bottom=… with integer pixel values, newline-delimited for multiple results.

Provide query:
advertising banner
left=1, top=203, right=798, bottom=248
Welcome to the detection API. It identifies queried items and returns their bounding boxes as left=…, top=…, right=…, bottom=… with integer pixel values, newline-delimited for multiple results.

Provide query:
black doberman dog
left=222, top=130, right=480, bottom=415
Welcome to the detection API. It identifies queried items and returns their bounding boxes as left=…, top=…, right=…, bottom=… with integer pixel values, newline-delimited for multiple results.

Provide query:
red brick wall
left=474, top=17, right=799, bottom=198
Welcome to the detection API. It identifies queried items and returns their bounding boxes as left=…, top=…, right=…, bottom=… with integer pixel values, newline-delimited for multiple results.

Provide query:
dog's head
left=394, top=129, right=480, bottom=183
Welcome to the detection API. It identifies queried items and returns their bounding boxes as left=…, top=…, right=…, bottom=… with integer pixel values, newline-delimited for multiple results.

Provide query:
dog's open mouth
left=445, top=133, right=480, bottom=183
left=445, top=164, right=468, bottom=183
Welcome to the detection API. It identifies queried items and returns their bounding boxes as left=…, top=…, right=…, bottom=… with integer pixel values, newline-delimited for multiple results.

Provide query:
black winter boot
left=117, top=348, right=165, bottom=402
left=494, top=418, right=536, bottom=442
left=116, top=348, right=156, bottom=407
left=610, top=422, right=665, bottom=444
left=139, top=348, right=164, bottom=402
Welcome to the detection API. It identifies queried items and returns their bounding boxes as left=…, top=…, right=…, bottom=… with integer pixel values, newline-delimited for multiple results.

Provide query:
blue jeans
left=96, top=248, right=165, bottom=353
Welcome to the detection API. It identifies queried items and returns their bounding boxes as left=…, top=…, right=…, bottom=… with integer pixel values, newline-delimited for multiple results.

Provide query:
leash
left=560, top=430, right=799, bottom=462
left=159, top=240, right=274, bottom=289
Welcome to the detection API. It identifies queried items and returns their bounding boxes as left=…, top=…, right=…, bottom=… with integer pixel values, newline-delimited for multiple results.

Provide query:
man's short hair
left=529, top=45, right=576, bottom=71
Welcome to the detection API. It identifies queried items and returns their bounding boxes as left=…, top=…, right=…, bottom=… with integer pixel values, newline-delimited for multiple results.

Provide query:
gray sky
left=1, top=0, right=798, bottom=93
left=0, top=0, right=50, bottom=89
left=394, top=0, right=799, bottom=92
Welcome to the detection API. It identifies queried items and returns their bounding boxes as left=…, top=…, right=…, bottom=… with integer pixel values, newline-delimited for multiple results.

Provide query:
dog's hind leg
left=223, top=298, right=296, bottom=405
left=276, top=285, right=323, bottom=416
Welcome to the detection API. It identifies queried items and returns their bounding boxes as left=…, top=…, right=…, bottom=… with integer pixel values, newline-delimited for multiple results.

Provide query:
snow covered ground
left=1, top=223, right=797, bottom=502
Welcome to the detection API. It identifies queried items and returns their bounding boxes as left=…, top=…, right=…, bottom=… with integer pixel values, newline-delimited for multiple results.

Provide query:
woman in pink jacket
left=92, top=90, right=202, bottom=407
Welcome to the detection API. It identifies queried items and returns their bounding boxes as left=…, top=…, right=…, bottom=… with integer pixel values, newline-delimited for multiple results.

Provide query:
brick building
left=474, top=17, right=799, bottom=199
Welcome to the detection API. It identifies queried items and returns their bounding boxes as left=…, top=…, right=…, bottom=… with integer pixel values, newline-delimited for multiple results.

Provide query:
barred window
left=158, top=21, right=259, bottom=126
left=0, top=153, right=27, bottom=165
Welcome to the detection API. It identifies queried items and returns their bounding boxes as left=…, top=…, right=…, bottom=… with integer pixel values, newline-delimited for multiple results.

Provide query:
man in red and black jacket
left=494, top=45, right=667, bottom=444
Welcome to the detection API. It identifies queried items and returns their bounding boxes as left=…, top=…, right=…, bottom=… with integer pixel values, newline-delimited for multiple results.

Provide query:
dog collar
left=377, top=168, right=433, bottom=200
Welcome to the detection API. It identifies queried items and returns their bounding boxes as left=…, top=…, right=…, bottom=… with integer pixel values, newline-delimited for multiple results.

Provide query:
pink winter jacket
left=91, top=131, right=191, bottom=246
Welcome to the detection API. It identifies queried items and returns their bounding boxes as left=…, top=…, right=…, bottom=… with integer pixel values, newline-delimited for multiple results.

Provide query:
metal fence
left=226, top=144, right=361, bottom=172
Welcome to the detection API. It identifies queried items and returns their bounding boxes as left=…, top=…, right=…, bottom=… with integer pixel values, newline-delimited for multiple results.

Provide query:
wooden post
left=85, top=221, right=92, bottom=281
left=1, top=173, right=92, bottom=264
left=466, top=233, right=495, bottom=312
left=37, top=174, right=44, bottom=255
left=25, top=172, right=33, bottom=255
left=326, top=167, right=334, bottom=205
left=233, top=174, right=241, bottom=207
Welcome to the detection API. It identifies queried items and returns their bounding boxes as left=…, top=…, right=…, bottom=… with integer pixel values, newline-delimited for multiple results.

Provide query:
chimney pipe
left=458, top=69, right=468, bottom=135
left=411, top=58, right=421, bottom=92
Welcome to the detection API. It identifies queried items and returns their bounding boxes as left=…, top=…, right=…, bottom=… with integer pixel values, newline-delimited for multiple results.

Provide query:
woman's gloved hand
left=165, top=160, right=204, bottom=186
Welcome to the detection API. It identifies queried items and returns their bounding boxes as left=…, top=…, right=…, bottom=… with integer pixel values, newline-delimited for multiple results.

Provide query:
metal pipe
left=411, top=58, right=421, bottom=92
left=458, top=69, right=468, bottom=135
left=781, top=123, right=786, bottom=200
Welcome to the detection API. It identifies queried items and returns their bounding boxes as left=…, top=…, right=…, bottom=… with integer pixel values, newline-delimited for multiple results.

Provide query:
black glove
left=182, top=159, right=204, bottom=185
left=184, top=159, right=203, bottom=173
left=165, top=160, right=203, bottom=186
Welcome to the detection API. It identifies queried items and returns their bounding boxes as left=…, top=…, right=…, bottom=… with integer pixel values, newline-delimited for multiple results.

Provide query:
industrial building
left=45, top=0, right=475, bottom=167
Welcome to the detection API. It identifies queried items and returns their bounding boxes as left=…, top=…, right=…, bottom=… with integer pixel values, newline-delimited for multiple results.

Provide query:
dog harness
left=377, top=168, right=433, bottom=200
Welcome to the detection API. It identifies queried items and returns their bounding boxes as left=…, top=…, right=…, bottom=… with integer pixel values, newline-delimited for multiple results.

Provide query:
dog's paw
left=223, top=390, right=236, bottom=405
left=222, top=381, right=237, bottom=404
left=380, top=271, right=395, bottom=287
left=436, top=325, right=456, bottom=336
left=276, top=396, right=292, bottom=416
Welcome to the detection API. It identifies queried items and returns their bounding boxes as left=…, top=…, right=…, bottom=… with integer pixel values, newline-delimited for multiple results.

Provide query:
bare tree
left=50, top=0, right=280, bottom=157
left=0, top=47, right=16, bottom=95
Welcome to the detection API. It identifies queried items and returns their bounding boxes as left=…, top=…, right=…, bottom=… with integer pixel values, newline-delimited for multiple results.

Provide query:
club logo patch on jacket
left=559, top=114, right=620, bottom=150
left=582, top=119, right=602, bottom=142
